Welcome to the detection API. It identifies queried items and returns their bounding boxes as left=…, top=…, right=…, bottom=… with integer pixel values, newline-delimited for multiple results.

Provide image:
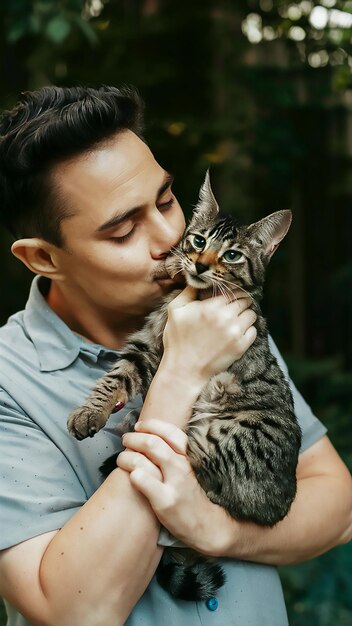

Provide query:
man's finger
left=129, top=468, right=169, bottom=513
left=237, top=308, right=257, bottom=331
left=122, top=431, right=187, bottom=481
left=117, top=449, right=163, bottom=480
left=231, top=287, right=253, bottom=300
left=135, top=419, right=188, bottom=455
left=243, top=324, right=257, bottom=347
left=228, top=296, right=252, bottom=314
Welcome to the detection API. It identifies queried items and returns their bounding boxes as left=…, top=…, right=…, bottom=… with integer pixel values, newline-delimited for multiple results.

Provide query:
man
left=0, top=85, right=350, bottom=626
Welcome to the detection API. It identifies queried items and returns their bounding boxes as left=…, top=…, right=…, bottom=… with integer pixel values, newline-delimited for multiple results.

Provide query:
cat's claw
left=67, top=406, right=108, bottom=440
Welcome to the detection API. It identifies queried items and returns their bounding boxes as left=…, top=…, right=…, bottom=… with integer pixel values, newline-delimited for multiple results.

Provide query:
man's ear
left=11, top=238, right=65, bottom=280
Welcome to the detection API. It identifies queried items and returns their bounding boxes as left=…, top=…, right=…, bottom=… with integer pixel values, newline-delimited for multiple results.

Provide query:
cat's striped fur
left=67, top=172, right=301, bottom=601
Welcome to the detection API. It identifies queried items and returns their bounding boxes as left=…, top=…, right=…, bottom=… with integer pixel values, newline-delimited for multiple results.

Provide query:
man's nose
left=150, top=214, right=182, bottom=259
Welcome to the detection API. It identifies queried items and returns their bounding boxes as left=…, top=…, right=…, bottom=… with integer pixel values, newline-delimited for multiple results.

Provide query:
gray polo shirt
left=0, top=277, right=327, bottom=626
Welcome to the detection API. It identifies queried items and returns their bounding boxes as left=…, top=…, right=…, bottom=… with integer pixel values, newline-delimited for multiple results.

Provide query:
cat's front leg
left=67, top=359, right=148, bottom=440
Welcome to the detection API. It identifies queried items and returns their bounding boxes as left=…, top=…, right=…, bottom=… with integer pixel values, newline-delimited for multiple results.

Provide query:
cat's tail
left=156, top=557, right=226, bottom=601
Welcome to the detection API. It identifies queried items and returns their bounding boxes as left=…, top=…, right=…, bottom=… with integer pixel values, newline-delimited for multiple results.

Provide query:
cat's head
left=166, top=171, right=292, bottom=301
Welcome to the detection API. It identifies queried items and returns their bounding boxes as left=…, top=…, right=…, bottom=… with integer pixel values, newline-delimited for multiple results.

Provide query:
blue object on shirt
left=0, top=276, right=327, bottom=626
left=206, top=598, right=218, bottom=611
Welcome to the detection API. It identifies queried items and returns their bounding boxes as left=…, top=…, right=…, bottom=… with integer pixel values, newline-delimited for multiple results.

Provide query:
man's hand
left=118, top=422, right=352, bottom=568
left=162, top=286, right=257, bottom=384
left=117, top=419, right=229, bottom=556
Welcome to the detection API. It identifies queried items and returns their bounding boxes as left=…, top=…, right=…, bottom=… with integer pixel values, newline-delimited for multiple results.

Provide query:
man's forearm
left=142, top=359, right=205, bottom=429
left=1, top=467, right=162, bottom=626
left=9, top=369, right=203, bottom=626
left=219, top=474, right=351, bottom=565
left=39, top=378, right=203, bottom=626
left=38, top=468, right=161, bottom=626
left=217, top=439, right=352, bottom=565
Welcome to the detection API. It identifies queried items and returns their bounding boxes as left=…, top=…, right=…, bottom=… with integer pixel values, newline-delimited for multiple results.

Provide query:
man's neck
left=46, top=281, right=145, bottom=349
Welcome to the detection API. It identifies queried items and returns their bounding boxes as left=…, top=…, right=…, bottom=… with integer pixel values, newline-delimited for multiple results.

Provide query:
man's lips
left=152, top=258, right=186, bottom=285
left=153, top=272, right=186, bottom=288
left=154, top=274, right=180, bottom=285
left=152, top=265, right=178, bottom=281
left=155, top=276, right=174, bottom=283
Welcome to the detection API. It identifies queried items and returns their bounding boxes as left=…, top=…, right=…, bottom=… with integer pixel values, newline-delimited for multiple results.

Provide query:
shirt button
left=206, top=597, right=218, bottom=611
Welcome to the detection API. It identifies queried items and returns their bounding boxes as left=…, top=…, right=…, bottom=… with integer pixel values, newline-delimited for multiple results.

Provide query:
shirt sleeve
left=0, top=389, right=87, bottom=550
left=268, top=336, right=327, bottom=452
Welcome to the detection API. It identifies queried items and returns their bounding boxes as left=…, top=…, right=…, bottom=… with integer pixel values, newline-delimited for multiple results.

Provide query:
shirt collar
left=23, top=277, right=119, bottom=372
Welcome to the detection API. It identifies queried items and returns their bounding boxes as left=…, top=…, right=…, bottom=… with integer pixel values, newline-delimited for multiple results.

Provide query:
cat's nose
left=195, top=261, right=209, bottom=274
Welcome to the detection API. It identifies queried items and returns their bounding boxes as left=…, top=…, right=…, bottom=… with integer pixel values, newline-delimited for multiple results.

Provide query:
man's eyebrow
left=95, top=171, right=174, bottom=234
left=158, top=172, right=174, bottom=197
left=95, top=206, right=140, bottom=234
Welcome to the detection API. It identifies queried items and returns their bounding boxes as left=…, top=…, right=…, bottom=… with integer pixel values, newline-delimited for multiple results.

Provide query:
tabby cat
left=67, top=172, right=302, bottom=601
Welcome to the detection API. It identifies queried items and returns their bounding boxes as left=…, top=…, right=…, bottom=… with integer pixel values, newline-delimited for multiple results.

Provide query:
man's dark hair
left=0, top=85, right=145, bottom=246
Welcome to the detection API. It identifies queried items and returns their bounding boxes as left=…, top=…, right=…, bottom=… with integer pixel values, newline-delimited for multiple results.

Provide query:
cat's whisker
left=169, top=256, right=184, bottom=268
left=170, top=255, right=184, bottom=265
left=212, top=276, right=255, bottom=304
left=166, top=257, right=185, bottom=278
left=170, top=248, right=185, bottom=261
left=170, top=261, right=184, bottom=273
left=210, top=276, right=237, bottom=302
left=214, top=280, right=232, bottom=304
left=213, top=275, right=247, bottom=292
left=211, top=283, right=218, bottom=298
left=218, top=285, right=229, bottom=303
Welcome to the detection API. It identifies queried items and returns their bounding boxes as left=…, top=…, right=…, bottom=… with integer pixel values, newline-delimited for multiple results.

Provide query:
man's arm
left=220, top=435, right=352, bottom=563
left=0, top=473, right=161, bottom=626
left=118, top=422, right=352, bottom=565
left=0, top=378, right=200, bottom=626
left=0, top=289, right=256, bottom=626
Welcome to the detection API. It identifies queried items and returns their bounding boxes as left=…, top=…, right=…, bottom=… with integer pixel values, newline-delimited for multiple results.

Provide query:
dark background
left=0, top=1, right=351, bottom=624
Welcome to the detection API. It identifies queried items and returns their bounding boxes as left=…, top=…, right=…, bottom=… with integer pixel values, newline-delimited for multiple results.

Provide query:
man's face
left=53, top=130, right=186, bottom=318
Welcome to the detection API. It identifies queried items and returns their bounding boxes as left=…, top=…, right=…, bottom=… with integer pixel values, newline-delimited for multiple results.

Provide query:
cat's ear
left=249, top=210, right=292, bottom=261
left=189, top=170, right=219, bottom=230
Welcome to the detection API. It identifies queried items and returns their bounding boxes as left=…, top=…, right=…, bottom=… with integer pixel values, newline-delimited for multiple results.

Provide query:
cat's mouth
left=185, top=271, right=210, bottom=289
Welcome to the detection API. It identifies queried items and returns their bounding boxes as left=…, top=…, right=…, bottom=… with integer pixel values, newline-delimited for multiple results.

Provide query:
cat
left=67, top=172, right=302, bottom=601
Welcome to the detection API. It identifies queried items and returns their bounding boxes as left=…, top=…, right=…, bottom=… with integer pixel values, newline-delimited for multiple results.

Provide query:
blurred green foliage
left=3, top=0, right=98, bottom=45
left=0, top=1, right=351, bottom=625
left=280, top=350, right=352, bottom=623
left=0, top=603, right=5, bottom=625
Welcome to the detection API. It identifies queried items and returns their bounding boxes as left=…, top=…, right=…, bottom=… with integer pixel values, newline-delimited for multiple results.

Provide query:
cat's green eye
left=192, top=234, right=206, bottom=249
left=223, top=250, right=243, bottom=262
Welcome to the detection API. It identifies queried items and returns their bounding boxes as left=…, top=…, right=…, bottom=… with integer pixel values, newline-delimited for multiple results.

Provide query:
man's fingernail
left=134, top=421, right=142, bottom=430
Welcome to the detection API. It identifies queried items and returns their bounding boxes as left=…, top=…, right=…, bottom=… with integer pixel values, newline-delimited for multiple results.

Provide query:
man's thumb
left=168, top=285, right=197, bottom=309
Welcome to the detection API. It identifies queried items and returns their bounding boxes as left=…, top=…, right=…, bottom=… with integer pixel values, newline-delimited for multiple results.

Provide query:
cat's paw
left=114, top=387, right=130, bottom=406
left=67, top=406, right=109, bottom=440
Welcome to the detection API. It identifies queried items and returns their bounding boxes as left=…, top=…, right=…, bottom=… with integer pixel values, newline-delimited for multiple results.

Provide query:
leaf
left=45, top=15, right=71, bottom=43
left=34, top=1, right=57, bottom=17
left=7, top=17, right=30, bottom=42
left=28, top=13, right=41, bottom=35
